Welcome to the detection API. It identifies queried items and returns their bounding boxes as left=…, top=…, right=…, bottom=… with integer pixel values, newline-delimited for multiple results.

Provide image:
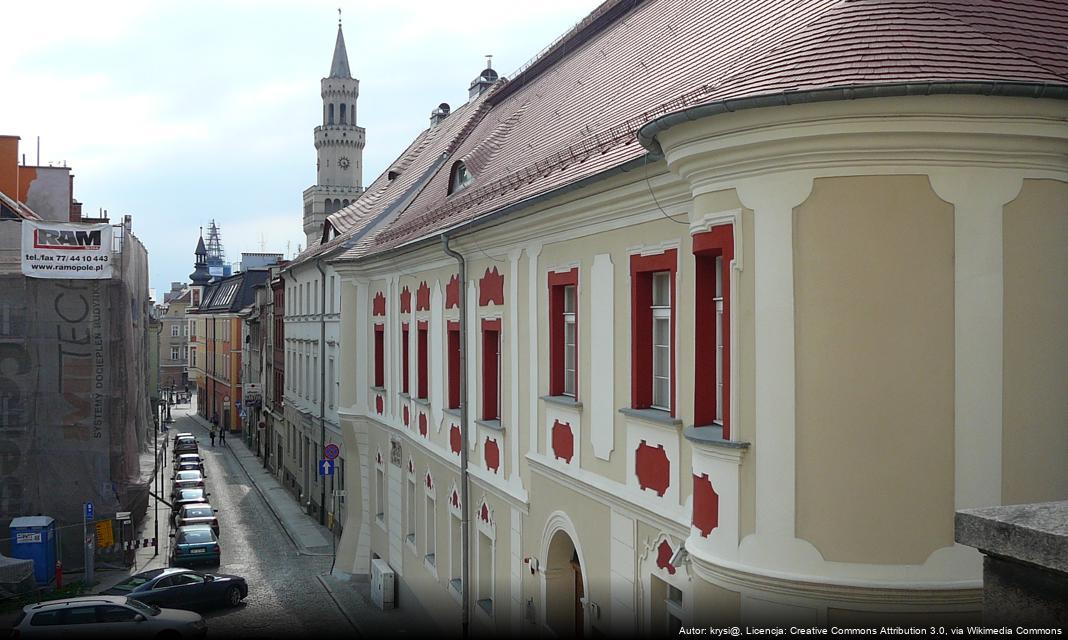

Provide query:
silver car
left=12, top=595, right=207, bottom=638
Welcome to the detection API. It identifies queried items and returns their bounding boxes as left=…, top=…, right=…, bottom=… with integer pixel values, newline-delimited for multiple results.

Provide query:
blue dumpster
left=10, top=516, right=56, bottom=585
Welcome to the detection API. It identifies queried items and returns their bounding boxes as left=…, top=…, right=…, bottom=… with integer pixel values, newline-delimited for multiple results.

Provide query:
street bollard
left=55, top=561, right=62, bottom=589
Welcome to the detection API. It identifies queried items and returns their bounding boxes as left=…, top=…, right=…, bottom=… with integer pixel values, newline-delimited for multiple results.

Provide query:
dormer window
left=448, top=161, right=473, bottom=195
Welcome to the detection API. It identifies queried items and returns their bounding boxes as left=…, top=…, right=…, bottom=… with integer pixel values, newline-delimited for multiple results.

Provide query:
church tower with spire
left=302, top=15, right=365, bottom=248
left=188, top=234, right=211, bottom=307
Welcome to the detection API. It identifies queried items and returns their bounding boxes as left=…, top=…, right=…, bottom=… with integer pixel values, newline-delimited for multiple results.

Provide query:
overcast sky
left=5, top=0, right=601, bottom=297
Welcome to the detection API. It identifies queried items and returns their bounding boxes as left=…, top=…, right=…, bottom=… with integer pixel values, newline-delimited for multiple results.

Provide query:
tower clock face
left=338, top=156, right=351, bottom=169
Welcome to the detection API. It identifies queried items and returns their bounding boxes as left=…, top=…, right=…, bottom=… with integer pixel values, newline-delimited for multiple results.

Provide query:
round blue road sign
left=324, top=443, right=340, bottom=460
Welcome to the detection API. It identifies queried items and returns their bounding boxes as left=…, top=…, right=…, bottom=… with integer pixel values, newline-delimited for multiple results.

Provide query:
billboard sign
left=21, top=221, right=113, bottom=279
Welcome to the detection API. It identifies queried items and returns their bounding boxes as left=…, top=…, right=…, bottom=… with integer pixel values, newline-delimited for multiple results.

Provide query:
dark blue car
left=102, top=567, right=247, bottom=609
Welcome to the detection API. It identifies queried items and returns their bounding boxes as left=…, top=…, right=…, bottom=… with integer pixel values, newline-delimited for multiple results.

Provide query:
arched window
left=342, top=199, right=349, bottom=207
left=328, top=104, right=335, bottom=125
left=448, top=161, right=473, bottom=195
left=340, top=104, right=347, bottom=125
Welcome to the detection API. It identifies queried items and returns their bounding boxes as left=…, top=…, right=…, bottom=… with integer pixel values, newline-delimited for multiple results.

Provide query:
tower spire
left=330, top=16, right=351, bottom=79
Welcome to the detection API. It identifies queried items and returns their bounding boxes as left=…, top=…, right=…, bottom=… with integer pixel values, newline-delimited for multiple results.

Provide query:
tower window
left=329, top=103, right=335, bottom=125
left=340, top=103, right=347, bottom=125
left=448, top=162, right=473, bottom=195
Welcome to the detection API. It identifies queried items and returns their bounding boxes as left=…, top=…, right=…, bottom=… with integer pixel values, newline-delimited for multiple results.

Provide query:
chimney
left=430, top=102, right=451, bottom=127
left=468, top=55, right=499, bottom=99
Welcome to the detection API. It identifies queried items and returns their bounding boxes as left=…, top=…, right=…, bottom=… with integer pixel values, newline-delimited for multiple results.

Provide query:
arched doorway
left=544, top=528, right=585, bottom=637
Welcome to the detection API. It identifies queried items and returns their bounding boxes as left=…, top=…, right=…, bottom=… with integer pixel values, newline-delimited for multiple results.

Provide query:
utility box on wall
left=370, top=558, right=395, bottom=610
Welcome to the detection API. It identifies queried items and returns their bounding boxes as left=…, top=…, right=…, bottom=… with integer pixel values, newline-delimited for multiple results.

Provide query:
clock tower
left=303, top=17, right=365, bottom=248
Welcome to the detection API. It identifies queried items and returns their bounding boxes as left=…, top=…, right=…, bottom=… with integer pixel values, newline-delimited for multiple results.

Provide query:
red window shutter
left=417, top=322, right=428, bottom=400
left=401, top=324, right=410, bottom=395
left=548, top=268, right=578, bottom=397
left=693, top=226, right=733, bottom=437
left=373, top=324, right=384, bottom=388
left=630, top=250, right=677, bottom=414
left=481, top=319, right=501, bottom=420
left=447, top=322, right=460, bottom=409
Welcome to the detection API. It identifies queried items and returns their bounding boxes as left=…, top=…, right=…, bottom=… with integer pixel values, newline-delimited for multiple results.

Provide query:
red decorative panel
left=403, top=405, right=410, bottom=427
left=400, top=286, right=411, bottom=313
left=416, top=281, right=430, bottom=311
left=693, top=473, right=720, bottom=537
left=451, top=489, right=460, bottom=509
left=375, top=395, right=384, bottom=415
left=372, top=291, right=386, bottom=316
left=656, top=540, right=677, bottom=575
left=418, top=412, right=428, bottom=437
left=446, top=274, right=460, bottom=309
left=478, top=267, right=504, bottom=306
left=450, top=425, right=462, bottom=454
left=484, top=438, right=500, bottom=474
left=408, top=458, right=414, bottom=475
left=635, top=440, right=670, bottom=497
left=551, top=420, right=574, bottom=464
left=480, top=503, right=490, bottom=523
left=426, top=472, right=433, bottom=489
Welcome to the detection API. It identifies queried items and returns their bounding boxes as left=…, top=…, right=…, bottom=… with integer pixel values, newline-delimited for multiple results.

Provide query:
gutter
left=637, top=80, right=1068, bottom=157
left=440, top=234, right=471, bottom=638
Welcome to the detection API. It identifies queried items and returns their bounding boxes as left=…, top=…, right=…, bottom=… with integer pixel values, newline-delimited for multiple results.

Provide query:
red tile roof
left=329, top=0, right=1068, bottom=261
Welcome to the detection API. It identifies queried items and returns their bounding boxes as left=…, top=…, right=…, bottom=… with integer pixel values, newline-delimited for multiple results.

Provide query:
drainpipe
left=316, top=258, right=328, bottom=526
left=441, top=234, right=470, bottom=638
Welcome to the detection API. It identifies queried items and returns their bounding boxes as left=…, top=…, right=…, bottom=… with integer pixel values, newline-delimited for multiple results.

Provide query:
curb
left=316, top=575, right=365, bottom=638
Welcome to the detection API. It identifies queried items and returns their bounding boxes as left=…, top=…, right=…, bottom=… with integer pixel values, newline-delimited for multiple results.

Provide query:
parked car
left=101, top=567, right=247, bottom=610
left=170, top=470, right=206, bottom=496
left=174, top=436, right=198, bottom=455
left=171, top=488, right=210, bottom=515
left=174, top=460, right=206, bottom=477
left=171, top=432, right=194, bottom=447
left=12, top=595, right=206, bottom=638
left=173, top=503, right=220, bottom=535
left=170, top=525, right=220, bottom=567
left=172, top=453, right=204, bottom=474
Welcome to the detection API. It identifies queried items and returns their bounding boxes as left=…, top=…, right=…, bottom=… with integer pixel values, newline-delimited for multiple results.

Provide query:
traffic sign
left=84, top=502, right=94, bottom=521
left=324, top=443, right=340, bottom=460
left=319, top=459, right=335, bottom=476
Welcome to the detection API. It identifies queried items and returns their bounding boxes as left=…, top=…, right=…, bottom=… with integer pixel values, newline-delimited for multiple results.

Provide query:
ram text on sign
left=21, top=221, right=113, bottom=279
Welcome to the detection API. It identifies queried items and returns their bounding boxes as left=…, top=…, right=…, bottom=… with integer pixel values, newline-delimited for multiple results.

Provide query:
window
left=448, top=161, right=473, bottom=194
left=374, top=325, right=385, bottom=388
left=328, top=357, right=336, bottom=408
left=407, top=475, right=417, bottom=545
left=652, top=273, right=671, bottom=410
left=376, top=465, right=385, bottom=522
left=417, top=322, right=428, bottom=400
left=401, top=324, right=410, bottom=394
left=425, top=492, right=436, bottom=565
left=171, top=324, right=179, bottom=337
left=329, top=276, right=336, bottom=314
left=481, top=319, right=501, bottom=421
left=477, top=531, right=493, bottom=614
left=447, top=322, right=460, bottom=409
left=171, top=347, right=180, bottom=361
left=450, top=511, right=462, bottom=591
left=549, top=269, right=579, bottom=398
left=693, top=226, right=734, bottom=436
left=630, top=250, right=677, bottom=415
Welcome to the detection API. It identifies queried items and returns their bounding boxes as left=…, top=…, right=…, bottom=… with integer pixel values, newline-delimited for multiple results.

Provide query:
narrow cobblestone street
left=162, top=406, right=354, bottom=639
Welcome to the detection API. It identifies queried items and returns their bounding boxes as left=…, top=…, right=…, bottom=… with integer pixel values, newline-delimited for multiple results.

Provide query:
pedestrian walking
left=209, top=426, right=216, bottom=447
left=220, top=428, right=226, bottom=445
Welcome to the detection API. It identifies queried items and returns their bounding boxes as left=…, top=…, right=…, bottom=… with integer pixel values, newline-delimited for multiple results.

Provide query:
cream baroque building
left=325, top=0, right=1068, bottom=634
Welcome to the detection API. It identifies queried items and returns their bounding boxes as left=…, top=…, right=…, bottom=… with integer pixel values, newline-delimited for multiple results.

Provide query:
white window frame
left=651, top=272, right=671, bottom=411
left=563, top=285, right=577, bottom=397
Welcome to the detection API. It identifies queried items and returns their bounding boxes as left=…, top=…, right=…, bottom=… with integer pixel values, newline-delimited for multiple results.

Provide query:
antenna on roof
left=485, top=54, right=493, bottom=70
left=338, top=7, right=342, bottom=26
